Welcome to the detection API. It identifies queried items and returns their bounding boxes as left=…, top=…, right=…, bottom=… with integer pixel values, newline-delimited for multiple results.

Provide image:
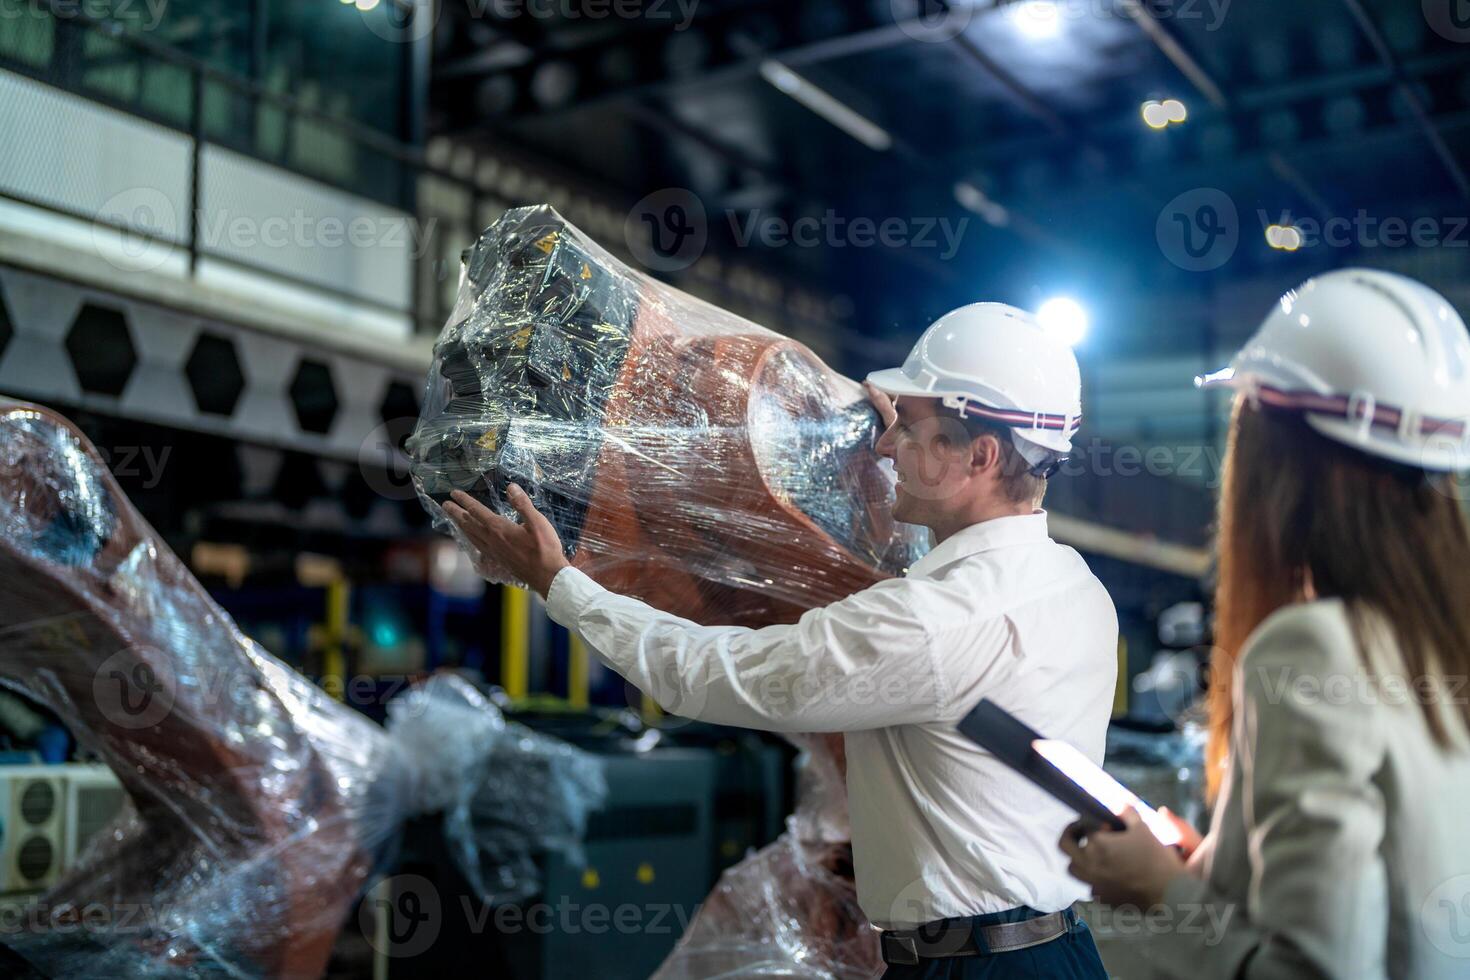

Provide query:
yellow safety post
left=501, top=585, right=530, bottom=700
left=323, top=578, right=349, bottom=703
left=568, top=632, right=590, bottom=709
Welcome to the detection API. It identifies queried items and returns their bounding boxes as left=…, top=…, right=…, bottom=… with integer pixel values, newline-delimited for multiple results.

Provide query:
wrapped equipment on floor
left=0, top=401, right=605, bottom=979
left=410, top=206, right=926, bottom=979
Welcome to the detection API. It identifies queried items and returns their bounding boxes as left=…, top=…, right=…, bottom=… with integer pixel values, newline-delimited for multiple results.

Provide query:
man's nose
left=875, top=424, right=896, bottom=459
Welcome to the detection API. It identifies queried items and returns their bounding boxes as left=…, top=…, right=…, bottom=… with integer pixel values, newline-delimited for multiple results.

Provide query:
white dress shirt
left=545, top=511, right=1118, bottom=928
left=1150, top=599, right=1470, bottom=979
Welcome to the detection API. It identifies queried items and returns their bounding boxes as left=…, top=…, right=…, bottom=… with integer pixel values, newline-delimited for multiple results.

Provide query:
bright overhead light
left=1161, top=98, right=1188, bottom=123
left=1038, top=296, right=1089, bottom=347
left=355, top=0, right=380, bottom=9
left=759, top=60, right=892, bottom=152
left=1010, top=1, right=1062, bottom=40
left=1265, top=224, right=1302, bottom=251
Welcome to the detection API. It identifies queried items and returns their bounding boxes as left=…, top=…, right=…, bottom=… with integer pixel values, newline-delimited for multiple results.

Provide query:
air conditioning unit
left=0, top=765, right=67, bottom=894
left=61, top=764, right=125, bottom=869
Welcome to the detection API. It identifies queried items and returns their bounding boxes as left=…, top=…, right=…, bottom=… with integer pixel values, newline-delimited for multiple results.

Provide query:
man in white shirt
left=445, top=303, right=1117, bottom=978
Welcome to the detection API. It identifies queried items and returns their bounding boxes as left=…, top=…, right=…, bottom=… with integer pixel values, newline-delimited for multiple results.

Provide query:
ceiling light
left=1010, top=1, right=1062, bottom=40
left=759, top=60, right=892, bottom=152
left=355, top=0, right=380, bottom=9
left=1038, top=296, right=1090, bottom=347
left=1161, top=98, right=1187, bottom=123
left=1265, top=224, right=1302, bottom=251
left=1141, top=101, right=1170, bottom=129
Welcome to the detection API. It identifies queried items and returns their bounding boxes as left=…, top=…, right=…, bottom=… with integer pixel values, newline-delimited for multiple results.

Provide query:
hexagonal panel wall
left=185, top=333, right=247, bottom=417
left=0, top=278, right=13, bottom=362
left=289, top=359, right=339, bottom=435
left=66, top=303, right=137, bottom=397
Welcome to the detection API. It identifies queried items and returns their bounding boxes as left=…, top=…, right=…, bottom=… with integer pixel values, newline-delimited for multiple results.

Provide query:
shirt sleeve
left=1148, top=610, right=1389, bottom=979
left=543, top=566, right=959, bottom=732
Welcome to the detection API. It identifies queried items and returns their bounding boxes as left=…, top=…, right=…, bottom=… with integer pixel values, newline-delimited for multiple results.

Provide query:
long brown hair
left=1209, top=398, right=1470, bottom=797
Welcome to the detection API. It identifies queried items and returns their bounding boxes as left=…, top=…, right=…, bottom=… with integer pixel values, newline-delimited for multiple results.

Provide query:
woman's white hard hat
left=865, top=303, right=1084, bottom=464
left=1197, top=268, right=1470, bottom=472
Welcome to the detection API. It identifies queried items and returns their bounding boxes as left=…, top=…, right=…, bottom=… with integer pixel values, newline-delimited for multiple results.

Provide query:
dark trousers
left=879, top=907, right=1109, bottom=980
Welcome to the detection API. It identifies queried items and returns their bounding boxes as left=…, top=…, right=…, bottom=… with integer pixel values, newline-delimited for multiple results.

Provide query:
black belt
left=879, top=908, right=1075, bottom=966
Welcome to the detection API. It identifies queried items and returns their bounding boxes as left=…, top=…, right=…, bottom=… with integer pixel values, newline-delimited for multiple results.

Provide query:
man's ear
left=969, top=431, right=1003, bottom=475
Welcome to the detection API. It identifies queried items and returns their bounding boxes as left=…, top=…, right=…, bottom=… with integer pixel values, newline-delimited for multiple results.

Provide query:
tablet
left=958, top=698, right=1183, bottom=847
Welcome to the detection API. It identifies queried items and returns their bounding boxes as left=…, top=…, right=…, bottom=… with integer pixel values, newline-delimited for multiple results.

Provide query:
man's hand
left=442, top=485, right=569, bottom=597
left=863, top=380, right=897, bottom=429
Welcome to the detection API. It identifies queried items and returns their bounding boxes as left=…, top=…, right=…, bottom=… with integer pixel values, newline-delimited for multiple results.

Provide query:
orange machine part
left=0, top=402, right=374, bottom=979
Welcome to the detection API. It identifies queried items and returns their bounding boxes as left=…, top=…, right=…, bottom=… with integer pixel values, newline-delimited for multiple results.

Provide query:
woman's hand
left=442, top=485, right=569, bottom=596
left=1058, top=808, right=1190, bottom=908
left=1158, top=806, right=1203, bottom=859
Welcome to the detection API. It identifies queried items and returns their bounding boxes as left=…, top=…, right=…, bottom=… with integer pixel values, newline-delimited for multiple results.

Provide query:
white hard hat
left=1197, top=268, right=1470, bottom=472
left=866, top=303, right=1083, bottom=464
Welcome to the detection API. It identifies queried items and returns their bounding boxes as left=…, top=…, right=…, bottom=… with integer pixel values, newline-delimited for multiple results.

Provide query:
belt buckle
left=882, top=934, right=920, bottom=966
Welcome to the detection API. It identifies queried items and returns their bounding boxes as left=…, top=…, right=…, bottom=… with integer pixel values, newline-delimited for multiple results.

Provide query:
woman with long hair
left=1059, top=268, right=1470, bottom=978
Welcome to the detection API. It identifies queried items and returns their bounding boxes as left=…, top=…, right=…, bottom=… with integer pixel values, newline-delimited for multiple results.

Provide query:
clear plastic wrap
left=408, top=204, right=926, bottom=628
left=409, top=206, right=926, bottom=979
left=0, top=401, right=605, bottom=979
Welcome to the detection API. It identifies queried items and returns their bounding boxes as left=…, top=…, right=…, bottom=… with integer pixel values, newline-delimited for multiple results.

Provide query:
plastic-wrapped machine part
left=408, top=204, right=927, bottom=627
left=386, top=673, right=607, bottom=905
left=410, top=207, right=924, bottom=980
left=0, top=400, right=606, bottom=979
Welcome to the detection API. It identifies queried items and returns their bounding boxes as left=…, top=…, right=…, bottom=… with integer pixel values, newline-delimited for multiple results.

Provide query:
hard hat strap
left=940, top=394, right=1083, bottom=433
left=1253, top=384, right=1467, bottom=440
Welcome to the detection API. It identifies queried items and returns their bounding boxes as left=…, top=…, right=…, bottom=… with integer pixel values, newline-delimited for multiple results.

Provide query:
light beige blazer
left=1149, top=598, right=1470, bottom=979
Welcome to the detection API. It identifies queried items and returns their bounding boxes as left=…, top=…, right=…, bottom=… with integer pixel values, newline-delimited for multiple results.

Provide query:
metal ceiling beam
left=1338, top=0, right=1470, bottom=204
left=435, top=6, right=937, bottom=124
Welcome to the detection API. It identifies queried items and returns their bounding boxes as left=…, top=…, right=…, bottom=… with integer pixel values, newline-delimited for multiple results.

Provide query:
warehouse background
left=0, top=0, right=1466, bottom=976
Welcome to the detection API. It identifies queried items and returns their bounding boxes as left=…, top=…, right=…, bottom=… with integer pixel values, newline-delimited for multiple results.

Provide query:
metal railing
left=0, top=0, right=498, bottom=334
